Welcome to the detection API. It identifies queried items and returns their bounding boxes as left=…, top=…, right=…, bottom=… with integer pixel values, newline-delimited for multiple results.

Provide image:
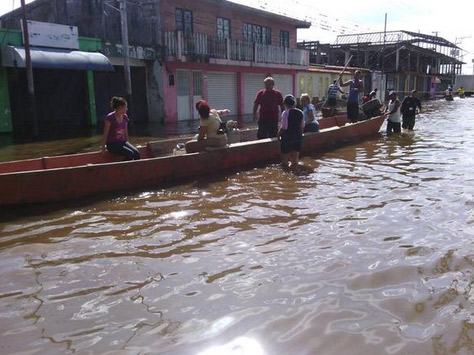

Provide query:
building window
left=243, top=23, right=271, bottom=45
left=176, top=8, right=193, bottom=35
left=280, top=30, right=289, bottom=47
left=217, top=17, right=230, bottom=39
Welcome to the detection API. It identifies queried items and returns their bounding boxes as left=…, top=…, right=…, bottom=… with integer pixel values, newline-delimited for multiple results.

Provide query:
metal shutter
left=176, top=69, right=191, bottom=121
left=207, top=72, right=237, bottom=115
left=244, top=73, right=266, bottom=114
left=272, top=74, right=293, bottom=98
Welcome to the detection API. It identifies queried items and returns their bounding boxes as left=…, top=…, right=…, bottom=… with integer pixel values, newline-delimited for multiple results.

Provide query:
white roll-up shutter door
left=272, top=74, right=293, bottom=98
left=207, top=72, right=237, bottom=114
left=244, top=73, right=266, bottom=114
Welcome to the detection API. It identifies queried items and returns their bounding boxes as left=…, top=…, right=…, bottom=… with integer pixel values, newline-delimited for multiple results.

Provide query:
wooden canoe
left=0, top=115, right=385, bottom=206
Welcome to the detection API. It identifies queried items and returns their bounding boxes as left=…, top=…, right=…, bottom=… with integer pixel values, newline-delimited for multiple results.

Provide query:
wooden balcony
left=164, top=31, right=309, bottom=68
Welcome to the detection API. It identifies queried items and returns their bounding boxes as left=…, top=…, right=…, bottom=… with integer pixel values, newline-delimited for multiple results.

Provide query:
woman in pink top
left=100, top=97, right=140, bottom=160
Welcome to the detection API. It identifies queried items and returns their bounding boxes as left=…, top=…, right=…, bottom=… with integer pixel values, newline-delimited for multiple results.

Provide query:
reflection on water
left=1, top=99, right=474, bottom=354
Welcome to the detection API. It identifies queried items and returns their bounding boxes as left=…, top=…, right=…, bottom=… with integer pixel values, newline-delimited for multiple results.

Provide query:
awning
left=1, top=45, right=114, bottom=71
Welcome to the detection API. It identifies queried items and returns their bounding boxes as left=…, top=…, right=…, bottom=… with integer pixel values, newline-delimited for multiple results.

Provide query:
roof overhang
left=1, top=45, right=114, bottom=71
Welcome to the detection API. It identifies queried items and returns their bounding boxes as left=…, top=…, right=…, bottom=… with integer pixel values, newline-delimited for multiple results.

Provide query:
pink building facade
left=161, top=0, right=310, bottom=122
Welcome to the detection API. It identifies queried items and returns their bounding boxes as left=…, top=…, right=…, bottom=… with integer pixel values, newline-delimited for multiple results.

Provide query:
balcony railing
left=165, top=31, right=308, bottom=67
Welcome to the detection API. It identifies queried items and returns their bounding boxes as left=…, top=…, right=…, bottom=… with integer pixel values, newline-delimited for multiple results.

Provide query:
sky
left=1, top=0, right=473, bottom=73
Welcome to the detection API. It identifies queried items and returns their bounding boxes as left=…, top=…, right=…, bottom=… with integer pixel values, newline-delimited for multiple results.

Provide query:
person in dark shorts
left=278, top=95, right=305, bottom=171
left=339, top=70, right=363, bottom=123
left=326, top=80, right=344, bottom=116
left=253, top=76, right=284, bottom=139
left=401, top=90, right=422, bottom=130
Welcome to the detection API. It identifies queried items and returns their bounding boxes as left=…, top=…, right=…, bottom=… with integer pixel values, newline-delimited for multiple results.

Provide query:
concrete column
left=226, top=38, right=231, bottom=60
left=177, top=30, right=183, bottom=60
left=237, top=72, right=244, bottom=117
left=396, top=48, right=400, bottom=71
left=86, top=71, right=97, bottom=126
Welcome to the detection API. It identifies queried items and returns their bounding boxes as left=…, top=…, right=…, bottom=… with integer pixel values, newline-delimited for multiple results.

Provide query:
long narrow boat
left=0, top=115, right=385, bottom=206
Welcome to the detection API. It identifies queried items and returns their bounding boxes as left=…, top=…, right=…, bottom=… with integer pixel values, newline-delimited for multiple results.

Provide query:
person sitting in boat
left=278, top=95, right=305, bottom=171
left=185, top=100, right=229, bottom=152
left=300, top=93, right=319, bottom=133
left=100, top=96, right=140, bottom=160
left=457, top=87, right=465, bottom=98
left=362, top=93, right=370, bottom=104
left=362, top=90, right=383, bottom=119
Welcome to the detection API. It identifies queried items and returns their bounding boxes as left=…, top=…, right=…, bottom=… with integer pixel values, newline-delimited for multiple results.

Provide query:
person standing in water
left=401, top=90, right=422, bottom=130
left=253, top=76, right=284, bottom=139
left=385, top=91, right=402, bottom=135
left=278, top=95, right=305, bottom=171
left=100, top=96, right=140, bottom=160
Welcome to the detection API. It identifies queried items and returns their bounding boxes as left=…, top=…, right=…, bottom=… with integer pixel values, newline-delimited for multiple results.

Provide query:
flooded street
left=1, top=98, right=474, bottom=354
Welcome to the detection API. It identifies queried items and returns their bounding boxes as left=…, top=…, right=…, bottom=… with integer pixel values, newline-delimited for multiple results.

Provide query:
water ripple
left=1, top=99, right=474, bottom=354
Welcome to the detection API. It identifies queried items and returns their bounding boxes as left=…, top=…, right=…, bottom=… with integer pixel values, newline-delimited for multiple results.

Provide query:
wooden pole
left=20, top=0, right=38, bottom=138
left=119, top=0, right=133, bottom=120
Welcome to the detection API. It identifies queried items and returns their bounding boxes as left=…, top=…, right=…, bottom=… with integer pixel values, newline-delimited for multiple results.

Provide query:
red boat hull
left=0, top=115, right=384, bottom=206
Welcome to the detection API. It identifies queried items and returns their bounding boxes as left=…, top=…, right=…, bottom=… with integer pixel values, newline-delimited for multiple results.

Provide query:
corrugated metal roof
left=335, top=30, right=459, bottom=49
left=1, top=45, right=114, bottom=71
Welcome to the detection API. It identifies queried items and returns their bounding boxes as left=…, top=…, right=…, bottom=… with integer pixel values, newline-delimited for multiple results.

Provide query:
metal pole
left=20, top=0, right=38, bottom=138
left=119, top=0, right=133, bottom=118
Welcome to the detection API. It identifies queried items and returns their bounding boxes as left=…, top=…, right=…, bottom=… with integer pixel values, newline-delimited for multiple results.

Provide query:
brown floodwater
left=1, top=98, right=474, bottom=355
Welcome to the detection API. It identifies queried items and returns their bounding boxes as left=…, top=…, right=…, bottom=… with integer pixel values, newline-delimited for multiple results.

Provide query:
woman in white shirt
left=185, top=100, right=229, bottom=152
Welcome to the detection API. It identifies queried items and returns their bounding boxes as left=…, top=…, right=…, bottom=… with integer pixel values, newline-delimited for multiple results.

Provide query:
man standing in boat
left=253, top=77, right=284, bottom=139
left=401, top=90, right=422, bottom=130
left=339, top=70, right=363, bottom=123
left=326, top=80, right=344, bottom=116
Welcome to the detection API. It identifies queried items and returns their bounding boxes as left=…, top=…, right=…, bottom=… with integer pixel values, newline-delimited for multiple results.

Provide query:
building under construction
left=299, top=30, right=464, bottom=98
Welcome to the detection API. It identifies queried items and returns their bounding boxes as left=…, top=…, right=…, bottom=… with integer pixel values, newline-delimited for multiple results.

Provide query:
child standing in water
left=278, top=95, right=305, bottom=171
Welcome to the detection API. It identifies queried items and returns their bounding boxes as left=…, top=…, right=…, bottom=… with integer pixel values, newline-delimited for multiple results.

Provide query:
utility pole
left=20, top=0, right=38, bottom=138
left=382, top=13, right=387, bottom=99
left=119, top=0, right=133, bottom=120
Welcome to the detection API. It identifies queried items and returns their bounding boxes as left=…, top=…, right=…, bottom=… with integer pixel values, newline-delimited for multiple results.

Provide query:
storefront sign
left=102, top=43, right=156, bottom=61
left=21, top=20, right=79, bottom=49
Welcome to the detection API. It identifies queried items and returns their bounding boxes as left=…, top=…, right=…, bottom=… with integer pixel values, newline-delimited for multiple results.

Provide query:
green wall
left=0, top=28, right=23, bottom=46
left=0, top=29, right=103, bottom=131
